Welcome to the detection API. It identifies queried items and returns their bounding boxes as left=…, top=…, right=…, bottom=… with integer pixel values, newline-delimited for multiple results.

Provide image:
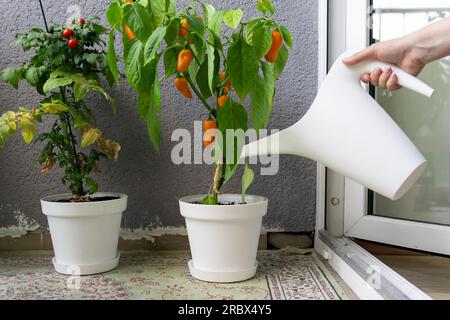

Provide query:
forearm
left=405, top=16, right=450, bottom=64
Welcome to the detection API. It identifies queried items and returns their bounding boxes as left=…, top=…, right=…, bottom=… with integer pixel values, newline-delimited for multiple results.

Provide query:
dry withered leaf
left=40, top=158, right=55, bottom=175
left=97, top=136, right=121, bottom=161
left=71, top=195, right=91, bottom=202
left=92, top=164, right=101, bottom=174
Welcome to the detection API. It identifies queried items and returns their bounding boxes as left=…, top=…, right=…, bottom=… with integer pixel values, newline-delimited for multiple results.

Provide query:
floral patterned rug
left=0, top=250, right=348, bottom=300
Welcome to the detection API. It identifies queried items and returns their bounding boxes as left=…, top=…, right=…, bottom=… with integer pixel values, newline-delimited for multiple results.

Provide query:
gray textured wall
left=0, top=0, right=317, bottom=234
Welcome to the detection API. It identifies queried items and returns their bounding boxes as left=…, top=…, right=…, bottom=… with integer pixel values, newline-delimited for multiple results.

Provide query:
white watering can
left=241, top=52, right=434, bottom=200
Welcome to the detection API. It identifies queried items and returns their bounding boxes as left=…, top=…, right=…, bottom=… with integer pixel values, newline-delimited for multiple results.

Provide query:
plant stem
left=60, top=88, right=85, bottom=196
left=184, top=72, right=216, bottom=117
left=37, top=0, right=49, bottom=31
left=212, top=163, right=223, bottom=198
left=185, top=43, right=202, bottom=66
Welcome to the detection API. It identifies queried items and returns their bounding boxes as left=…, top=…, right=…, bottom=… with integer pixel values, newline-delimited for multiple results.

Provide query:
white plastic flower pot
left=179, top=194, right=268, bottom=283
left=41, top=192, right=127, bottom=276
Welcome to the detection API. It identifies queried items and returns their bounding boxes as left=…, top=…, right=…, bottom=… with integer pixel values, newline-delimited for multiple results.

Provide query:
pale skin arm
left=343, top=16, right=450, bottom=90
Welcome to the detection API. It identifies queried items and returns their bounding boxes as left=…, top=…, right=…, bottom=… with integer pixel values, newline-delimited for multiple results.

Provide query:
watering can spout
left=241, top=52, right=434, bottom=200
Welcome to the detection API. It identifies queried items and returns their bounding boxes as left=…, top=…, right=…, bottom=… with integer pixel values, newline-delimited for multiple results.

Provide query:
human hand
left=342, top=38, right=427, bottom=90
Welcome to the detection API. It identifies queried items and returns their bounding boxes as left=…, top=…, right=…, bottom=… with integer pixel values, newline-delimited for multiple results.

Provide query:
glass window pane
left=371, top=0, right=450, bottom=225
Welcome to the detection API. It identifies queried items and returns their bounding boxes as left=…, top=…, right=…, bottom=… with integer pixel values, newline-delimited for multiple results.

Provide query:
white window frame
left=314, top=0, right=431, bottom=299
left=341, top=0, right=450, bottom=256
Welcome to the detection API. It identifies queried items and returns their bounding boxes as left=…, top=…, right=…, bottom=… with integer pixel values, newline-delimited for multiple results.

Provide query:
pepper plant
left=0, top=17, right=120, bottom=201
left=107, top=0, right=291, bottom=204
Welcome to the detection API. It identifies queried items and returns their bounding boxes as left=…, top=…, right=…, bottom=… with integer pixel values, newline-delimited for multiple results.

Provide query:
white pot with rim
left=41, top=192, right=127, bottom=275
left=179, top=194, right=268, bottom=283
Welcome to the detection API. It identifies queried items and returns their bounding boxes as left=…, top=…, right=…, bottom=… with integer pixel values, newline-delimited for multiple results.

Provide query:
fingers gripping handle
left=352, top=60, right=434, bottom=98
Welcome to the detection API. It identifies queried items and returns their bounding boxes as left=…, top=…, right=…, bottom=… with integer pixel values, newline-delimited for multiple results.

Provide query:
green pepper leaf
left=125, top=40, right=149, bottom=93
left=186, top=15, right=205, bottom=36
left=279, top=25, right=293, bottom=48
left=164, top=18, right=179, bottom=46
left=223, top=9, right=243, bottom=29
left=241, top=164, right=255, bottom=203
left=123, top=2, right=153, bottom=42
left=144, top=26, right=166, bottom=65
left=148, top=0, right=166, bottom=28
left=196, top=58, right=213, bottom=99
left=107, top=31, right=119, bottom=85
left=252, top=23, right=272, bottom=59
left=201, top=194, right=218, bottom=205
left=206, top=43, right=215, bottom=94
left=201, top=3, right=215, bottom=26
left=106, top=2, right=122, bottom=30
left=245, top=18, right=263, bottom=43
left=257, top=0, right=275, bottom=15
left=207, top=29, right=223, bottom=52
left=250, top=61, right=274, bottom=131
left=202, top=4, right=224, bottom=36
left=137, top=59, right=161, bottom=154
left=274, top=44, right=289, bottom=79
left=227, top=36, right=259, bottom=100
left=163, top=46, right=178, bottom=79
left=223, top=163, right=238, bottom=185
left=217, top=99, right=248, bottom=174
left=165, top=0, right=177, bottom=16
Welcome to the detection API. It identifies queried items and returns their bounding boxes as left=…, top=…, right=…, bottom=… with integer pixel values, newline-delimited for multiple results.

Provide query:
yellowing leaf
left=42, top=103, right=69, bottom=114
left=81, top=128, right=101, bottom=148
left=7, top=121, right=16, bottom=130
left=31, top=109, right=41, bottom=118
left=5, top=111, right=16, bottom=120
left=0, top=111, right=19, bottom=144
left=18, top=118, right=36, bottom=144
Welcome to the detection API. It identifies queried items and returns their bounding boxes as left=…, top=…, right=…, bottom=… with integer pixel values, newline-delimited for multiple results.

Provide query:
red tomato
left=78, top=18, right=85, bottom=24
left=67, top=39, right=79, bottom=49
left=62, top=29, right=74, bottom=39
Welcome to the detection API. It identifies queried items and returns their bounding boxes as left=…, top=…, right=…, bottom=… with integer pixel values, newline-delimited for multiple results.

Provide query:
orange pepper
left=125, top=25, right=136, bottom=40
left=178, top=18, right=189, bottom=39
left=265, top=30, right=283, bottom=64
left=179, top=17, right=202, bottom=44
left=217, top=95, right=228, bottom=108
left=177, top=49, right=193, bottom=73
left=125, top=0, right=134, bottom=3
left=203, top=119, right=217, bottom=148
left=174, top=77, right=193, bottom=99
left=219, top=71, right=232, bottom=94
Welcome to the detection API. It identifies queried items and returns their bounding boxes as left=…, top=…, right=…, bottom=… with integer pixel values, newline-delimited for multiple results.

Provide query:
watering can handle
left=351, top=60, right=434, bottom=98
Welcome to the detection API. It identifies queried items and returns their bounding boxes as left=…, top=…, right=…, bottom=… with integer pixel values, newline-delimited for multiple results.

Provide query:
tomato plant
left=0, top=17, right=119, bottom=201
left=107, top=0, right=292, bottom=204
